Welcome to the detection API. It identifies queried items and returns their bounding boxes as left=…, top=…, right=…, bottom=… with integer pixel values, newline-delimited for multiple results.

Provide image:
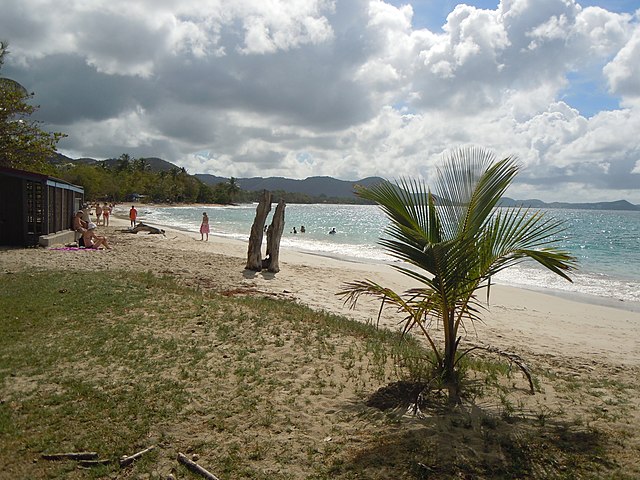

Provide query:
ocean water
left=128, top=204, right=640, bottom=309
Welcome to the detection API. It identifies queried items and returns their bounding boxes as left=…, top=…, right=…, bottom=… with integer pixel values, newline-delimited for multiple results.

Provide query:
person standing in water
left=200, top=212, right=210, bottom=241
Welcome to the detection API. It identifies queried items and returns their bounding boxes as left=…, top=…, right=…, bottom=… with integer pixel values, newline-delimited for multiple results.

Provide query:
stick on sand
left=177, top=452, right=221, bottom=480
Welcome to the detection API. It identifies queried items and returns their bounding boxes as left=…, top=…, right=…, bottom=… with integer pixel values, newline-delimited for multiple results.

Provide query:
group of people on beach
left=92, top=202, right=114, bottom=227
left=73, top=204, right=111, bottom=249
left=76, top=204, right=339, bottom=247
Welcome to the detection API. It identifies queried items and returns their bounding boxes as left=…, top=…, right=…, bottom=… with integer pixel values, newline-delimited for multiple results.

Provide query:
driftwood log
left=42, top=452, right=98, bottom=461
left=120, top=445, right=156, bottom=467
left=177, top=452, right=221, bottom=480
left=265, top=199, right=285, bottom=273
left=245, top=190, right=272, bottom=271
left=129, top=223, right=165, bottom=235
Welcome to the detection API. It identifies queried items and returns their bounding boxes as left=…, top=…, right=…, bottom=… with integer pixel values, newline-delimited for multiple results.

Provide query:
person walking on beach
left=102, top=202, right=111, bottom=226
left=95, top=203, right=103, bottom=226
left=200, top=212, right=209, bottom=241
left=129, top=205, right=138, bottom=228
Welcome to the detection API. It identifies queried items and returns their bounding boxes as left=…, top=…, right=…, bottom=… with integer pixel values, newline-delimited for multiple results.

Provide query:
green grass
left=0, top=270, right=636, bottom=479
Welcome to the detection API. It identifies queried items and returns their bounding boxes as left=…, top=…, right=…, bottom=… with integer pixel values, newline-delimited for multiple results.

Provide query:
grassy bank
left=0, top=270, right=636, bottom=479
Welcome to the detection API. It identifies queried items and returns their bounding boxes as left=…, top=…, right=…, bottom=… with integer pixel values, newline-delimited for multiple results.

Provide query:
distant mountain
left=51, top=154, right=639, bottom=209
left=499, top=197, right=640, bottom=211
left=135, top=157, right=180, bottom=172
left=196, top=174, right=387, bottom=199
left=51, top=153, right=180, bottom=172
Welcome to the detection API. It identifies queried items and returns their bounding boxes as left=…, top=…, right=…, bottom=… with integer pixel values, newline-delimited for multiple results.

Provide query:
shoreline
left=2, top=213, right=639, bottom=367
left=117, top=206, right=640, bottom=314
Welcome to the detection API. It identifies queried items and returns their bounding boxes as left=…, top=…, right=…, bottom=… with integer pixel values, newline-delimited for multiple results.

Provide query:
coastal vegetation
left=52, top=155, right=377, bottom=204
left=0, top=41, right=66, bottom=174
left=341, top=146, right=577, bottom=403
left=1, top=269, right=636, bottom=479
left=54, top=154, right=238, bottom=204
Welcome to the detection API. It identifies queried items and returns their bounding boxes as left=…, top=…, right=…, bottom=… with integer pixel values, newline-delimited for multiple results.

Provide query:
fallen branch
left=78, top=459, right=112, bottom=467
left=120, top=445, right=156, bottom=467
left=117, top=223, right=165, bottom=235
left=42, top=452, right=98, bottom=461
left=177, top=452, right=221, bottom=480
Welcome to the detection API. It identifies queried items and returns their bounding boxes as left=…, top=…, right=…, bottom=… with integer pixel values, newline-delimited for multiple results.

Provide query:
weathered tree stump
left=266, top=199, right=285, bottom=273
left=245, top=190, right=272, bottom=271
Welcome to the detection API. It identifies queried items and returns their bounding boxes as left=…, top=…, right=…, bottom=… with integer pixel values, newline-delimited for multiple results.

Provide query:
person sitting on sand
left=73, top=211, right=88, bottom=232
left=82, top=224, right=111, bottom=249
left=200, top=212, right=209, bottom=241
left=73, top=211, right=90, bottom=247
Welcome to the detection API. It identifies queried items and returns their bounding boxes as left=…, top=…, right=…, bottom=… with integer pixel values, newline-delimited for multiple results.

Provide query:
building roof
left=0, top=166, right=84, bottom=194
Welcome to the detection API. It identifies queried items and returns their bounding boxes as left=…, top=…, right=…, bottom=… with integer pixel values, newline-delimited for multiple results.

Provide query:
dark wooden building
left=0, top=167, right=84, bottom=247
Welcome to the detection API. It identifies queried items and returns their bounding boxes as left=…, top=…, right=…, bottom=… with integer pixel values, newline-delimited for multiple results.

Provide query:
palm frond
left=338, top=279, right=411, bottom=313
left=433, top=147, right=520, bottom=240
left=477, top=207, right=577, bottom=282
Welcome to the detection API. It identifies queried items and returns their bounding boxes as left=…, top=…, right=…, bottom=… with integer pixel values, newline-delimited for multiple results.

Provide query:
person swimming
left=329, top=227, right=336, bottom=234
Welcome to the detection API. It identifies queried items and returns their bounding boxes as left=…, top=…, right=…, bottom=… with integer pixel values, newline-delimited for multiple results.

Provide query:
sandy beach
left=2, top=210, right=640, bottom=476
left=3, top=213, right=638, bottom=367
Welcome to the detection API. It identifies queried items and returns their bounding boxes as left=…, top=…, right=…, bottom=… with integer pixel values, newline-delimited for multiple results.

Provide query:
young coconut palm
left=340, top=146, right=576, bottom=403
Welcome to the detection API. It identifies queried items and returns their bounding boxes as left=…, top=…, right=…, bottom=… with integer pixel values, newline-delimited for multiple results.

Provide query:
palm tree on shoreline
left=226, top=177, right=240, bottom=203
left=340, top=146, right=576, bottom=403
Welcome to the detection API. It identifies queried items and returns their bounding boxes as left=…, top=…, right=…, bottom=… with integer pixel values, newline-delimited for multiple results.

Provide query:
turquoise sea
left=129, top=204, right=640, bottom=309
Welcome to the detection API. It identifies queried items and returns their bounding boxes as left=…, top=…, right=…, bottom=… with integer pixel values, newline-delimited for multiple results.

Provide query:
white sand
left=2, top=213, right=639, bottom=367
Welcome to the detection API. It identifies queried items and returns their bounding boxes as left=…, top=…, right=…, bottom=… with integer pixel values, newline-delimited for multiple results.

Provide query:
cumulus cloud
left=604, top=26, right=640, bottom=104
left=1, top=0, right=639, bottom=202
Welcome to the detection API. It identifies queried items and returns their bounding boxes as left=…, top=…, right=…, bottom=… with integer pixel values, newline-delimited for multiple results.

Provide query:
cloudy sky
left=2, top=0, right=640, bottom=202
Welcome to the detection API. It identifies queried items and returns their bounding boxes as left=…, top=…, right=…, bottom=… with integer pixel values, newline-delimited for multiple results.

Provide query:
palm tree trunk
left=443, top=310, right=461, bottom=404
